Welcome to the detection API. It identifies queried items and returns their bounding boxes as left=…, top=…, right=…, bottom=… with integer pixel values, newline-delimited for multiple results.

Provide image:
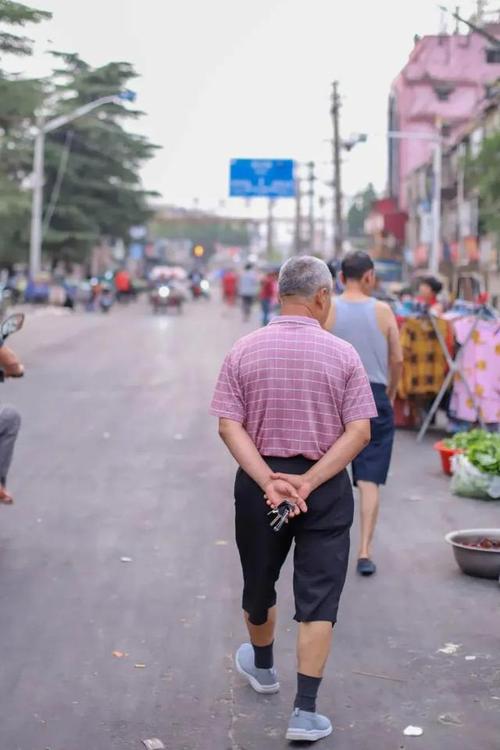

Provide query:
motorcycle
left=190, top=278, right=210, bottom=300
left=150, top=283, right=185, bottom=314
left=99, top=287, right=114, bottom=313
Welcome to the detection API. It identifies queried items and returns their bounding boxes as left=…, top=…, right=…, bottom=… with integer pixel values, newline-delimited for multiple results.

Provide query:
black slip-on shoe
left=357, top=557, right=377, bottom=576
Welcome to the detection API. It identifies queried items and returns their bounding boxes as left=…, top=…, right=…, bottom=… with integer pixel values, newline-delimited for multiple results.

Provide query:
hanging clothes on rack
left=398, top=317, right=451, bottom=400
left=449, top=317, right=500, bottom=425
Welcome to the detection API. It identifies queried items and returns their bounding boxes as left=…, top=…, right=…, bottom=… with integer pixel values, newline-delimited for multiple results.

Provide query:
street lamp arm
left=387, top=130, right=442, bottom=143
left=42, top=95, right=120, bottom=134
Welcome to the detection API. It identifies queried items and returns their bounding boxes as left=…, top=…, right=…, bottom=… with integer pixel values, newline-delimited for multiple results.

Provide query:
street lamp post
left=29, top=94, right=126, bottom=278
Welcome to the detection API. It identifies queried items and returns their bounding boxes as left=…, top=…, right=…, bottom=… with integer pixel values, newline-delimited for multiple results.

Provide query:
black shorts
left=352, top=382, right=395, bottom=487
left=234, top=456, right=354, bottom=626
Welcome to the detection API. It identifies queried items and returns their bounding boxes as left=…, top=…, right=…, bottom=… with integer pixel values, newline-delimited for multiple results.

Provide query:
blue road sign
left=229, top=159, right=295, bottom=198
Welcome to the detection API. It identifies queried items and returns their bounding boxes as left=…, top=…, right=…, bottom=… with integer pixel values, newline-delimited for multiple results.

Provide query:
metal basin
left=445, top=529, right=500, bottom=580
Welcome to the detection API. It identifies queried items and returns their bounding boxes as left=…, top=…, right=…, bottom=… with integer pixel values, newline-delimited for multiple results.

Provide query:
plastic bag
left=451, top=454, right=500, bottom=500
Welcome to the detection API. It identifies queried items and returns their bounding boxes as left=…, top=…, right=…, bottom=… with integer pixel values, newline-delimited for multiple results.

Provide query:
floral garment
left=449, top=318, right=500, bottom=424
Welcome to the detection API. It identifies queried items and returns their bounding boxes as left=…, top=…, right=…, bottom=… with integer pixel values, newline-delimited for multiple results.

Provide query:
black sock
left=294, top=673, right=322, bottom=712
left=252, top=641, right=273, bottom=669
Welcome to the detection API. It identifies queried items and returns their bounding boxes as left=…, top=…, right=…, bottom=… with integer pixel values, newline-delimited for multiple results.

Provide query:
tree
left=39, top=53, right=160, bottom=264
left=0, top=8, right=159, bottom=267
left=0, top=0, right=50, bottom=57
left=0, top=1, right=49, bottom=263
left=347, top=183, right=377, bottom=237
left=468, top=132, right=500, bottom=239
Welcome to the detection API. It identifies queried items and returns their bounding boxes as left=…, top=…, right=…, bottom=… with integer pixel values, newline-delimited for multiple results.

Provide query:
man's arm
left=385, top=307, right=403, bottom=402
left=270, top=419, right=370, bottom=503
left=218, top=418, right=306, bottom=514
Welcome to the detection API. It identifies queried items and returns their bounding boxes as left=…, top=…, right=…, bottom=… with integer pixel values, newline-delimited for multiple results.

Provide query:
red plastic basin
left=434, top=441, right=463, bottom=476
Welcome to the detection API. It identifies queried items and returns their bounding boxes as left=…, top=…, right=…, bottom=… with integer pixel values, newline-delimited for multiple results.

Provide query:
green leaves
left=0, top=1, right=51, bottom=57
left=467, top=132, right=500, bottom=239
left=0, top=6, right=159, bottom=265
left=347, top=183, right=377, bottom=237
left=445, top=430, right=500, bottom=475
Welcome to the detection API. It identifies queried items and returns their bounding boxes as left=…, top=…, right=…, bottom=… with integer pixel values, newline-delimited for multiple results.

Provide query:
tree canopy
left=0, top=2, right=160, bottom=267
left=0, top=0, right=48, bottom=262
left=0, top=0, right=50, bottom=57
left=468, top=132, right=500, bottom=239
left=347, top=183, right=377, bottom=237
left=41, top=53, right=160, bottom=263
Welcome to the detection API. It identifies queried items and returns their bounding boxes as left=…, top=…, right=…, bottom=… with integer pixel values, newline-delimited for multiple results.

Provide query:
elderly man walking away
left=329, top=251, right=403, bottom=576
left=211, top=256, right=376, bottom=742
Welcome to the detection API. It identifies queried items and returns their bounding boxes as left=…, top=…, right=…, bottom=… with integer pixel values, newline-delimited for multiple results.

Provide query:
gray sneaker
left=286, top=708, right=333, bottom=742
left=234, top=643, right=280, bottom=694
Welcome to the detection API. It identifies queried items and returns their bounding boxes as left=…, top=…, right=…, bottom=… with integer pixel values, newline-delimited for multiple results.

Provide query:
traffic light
left=193, top=244, right=205, bottom=258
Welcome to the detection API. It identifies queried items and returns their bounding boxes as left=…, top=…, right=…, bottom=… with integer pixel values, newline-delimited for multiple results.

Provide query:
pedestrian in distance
left=239, top=263, right=260, bottom=321
left=259, top=270, right=278, bottom=326
left=211, top=255, right=376, bottom=742
left=328, top=250, right=403, bottom=576
left=222, top=268, right=238, bottom=306
left=416, top=274, right=444, bottom=315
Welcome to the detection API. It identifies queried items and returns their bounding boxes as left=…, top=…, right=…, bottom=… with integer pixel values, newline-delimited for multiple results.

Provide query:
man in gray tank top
left=328, top=251, right=403, bottom=576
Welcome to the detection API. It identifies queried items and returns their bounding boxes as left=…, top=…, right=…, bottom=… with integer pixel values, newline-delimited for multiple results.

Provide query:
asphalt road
left=0, top=299, right=498, bottom=750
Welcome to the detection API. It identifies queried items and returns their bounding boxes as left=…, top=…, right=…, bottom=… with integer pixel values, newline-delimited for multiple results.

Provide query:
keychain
left=268, top=500, right=295, bottom=532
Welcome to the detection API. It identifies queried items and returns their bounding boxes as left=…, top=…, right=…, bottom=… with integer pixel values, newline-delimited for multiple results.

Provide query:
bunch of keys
left=268, top=500, right=295, bottom=532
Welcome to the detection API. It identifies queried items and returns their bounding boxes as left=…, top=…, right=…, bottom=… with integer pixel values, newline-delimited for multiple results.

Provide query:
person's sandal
left=357, top=558, right=376, bottom=576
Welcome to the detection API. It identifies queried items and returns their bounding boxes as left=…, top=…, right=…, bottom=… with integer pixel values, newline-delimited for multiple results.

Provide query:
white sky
left=9, top=0, right=479, bottom=213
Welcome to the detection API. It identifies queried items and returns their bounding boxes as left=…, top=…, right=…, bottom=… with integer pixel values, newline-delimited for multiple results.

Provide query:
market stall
left=393, top=302, right=499, bottom=437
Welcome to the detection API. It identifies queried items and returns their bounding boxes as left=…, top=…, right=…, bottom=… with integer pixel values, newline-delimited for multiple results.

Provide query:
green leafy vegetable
left=444, top=430, right=500, bottom=475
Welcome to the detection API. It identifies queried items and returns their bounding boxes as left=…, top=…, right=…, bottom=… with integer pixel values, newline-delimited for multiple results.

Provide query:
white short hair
left=279, top=255, right=333, bottom=298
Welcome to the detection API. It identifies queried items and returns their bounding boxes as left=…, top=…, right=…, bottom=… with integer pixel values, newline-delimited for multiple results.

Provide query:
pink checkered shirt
left=210, top=316, right=377, bottom=460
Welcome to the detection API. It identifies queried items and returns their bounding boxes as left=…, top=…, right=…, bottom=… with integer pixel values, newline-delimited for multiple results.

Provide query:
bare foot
left=0, top=486, right=13, bottom=505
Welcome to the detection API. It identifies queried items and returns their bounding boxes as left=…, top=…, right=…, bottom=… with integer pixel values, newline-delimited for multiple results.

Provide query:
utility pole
left=307, top=161, right=315, bottom=252
left=294, top=175, right=302, bottom=254
left=331, top=81, right=343, bottom=258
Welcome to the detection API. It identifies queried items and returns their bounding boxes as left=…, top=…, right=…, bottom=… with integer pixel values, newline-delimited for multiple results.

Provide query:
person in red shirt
left=222, top=269, right=238, bottom=306
left=114, top=269, right=132, bottom=302
left=260, top=271, right=278, bottom=326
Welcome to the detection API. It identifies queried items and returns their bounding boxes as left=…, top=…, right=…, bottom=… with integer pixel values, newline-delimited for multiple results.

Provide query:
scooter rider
left=0, top=343, right=23, bottom=505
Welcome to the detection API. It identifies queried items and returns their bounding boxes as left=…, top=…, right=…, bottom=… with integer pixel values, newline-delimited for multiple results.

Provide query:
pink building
left=389, top=27, right=500, bottom=209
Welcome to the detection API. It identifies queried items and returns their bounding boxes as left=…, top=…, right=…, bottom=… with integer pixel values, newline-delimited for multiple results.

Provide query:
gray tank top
left=333, top=298, right=388, bottom=386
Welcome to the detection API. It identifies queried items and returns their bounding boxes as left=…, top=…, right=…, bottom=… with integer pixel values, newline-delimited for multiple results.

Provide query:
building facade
left=389, top=27, right=500, bottom=209
left=405, top=80, right=500, bottom=286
